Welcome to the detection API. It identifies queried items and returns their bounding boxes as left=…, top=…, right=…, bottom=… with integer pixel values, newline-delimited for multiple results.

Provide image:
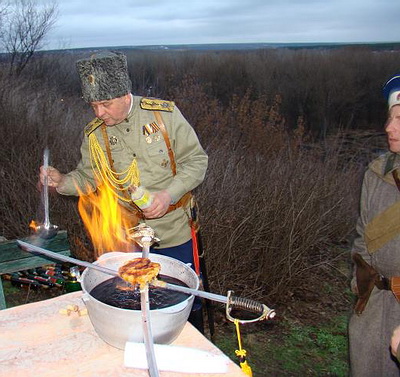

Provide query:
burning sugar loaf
left=118, top=257, right=161, bottom=289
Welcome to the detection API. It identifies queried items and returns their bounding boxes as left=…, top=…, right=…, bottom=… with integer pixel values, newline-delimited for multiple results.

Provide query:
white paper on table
left=124, top=342, right=230, bottom=374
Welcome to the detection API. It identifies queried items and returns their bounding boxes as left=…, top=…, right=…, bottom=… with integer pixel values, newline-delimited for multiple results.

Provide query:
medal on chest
left=143, top=122, right=160, bottom=144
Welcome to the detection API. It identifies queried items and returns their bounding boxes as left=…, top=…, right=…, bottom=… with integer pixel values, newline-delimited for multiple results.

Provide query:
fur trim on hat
left=76, top=51, right=132, bottom=102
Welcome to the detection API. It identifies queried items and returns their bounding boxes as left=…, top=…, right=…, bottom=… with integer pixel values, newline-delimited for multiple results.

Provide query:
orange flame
left=29, top=220, right=38, bottom=232
left=77, top=183, right=136, bottom=258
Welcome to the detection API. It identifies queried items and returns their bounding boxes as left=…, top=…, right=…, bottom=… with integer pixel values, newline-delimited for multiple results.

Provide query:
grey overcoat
left=349, top=152, right=400, bottom=376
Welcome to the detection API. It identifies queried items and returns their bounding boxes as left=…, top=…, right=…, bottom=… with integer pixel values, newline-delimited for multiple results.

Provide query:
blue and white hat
left=383, top=73, right=400, bottom=109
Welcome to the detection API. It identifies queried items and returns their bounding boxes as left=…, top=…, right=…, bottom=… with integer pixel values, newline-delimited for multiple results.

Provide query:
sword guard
left=226, top=290, right=276, bottom=323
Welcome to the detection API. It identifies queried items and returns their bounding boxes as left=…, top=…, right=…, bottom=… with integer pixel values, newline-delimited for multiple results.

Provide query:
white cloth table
left=0, top=291, right=247, bottom=377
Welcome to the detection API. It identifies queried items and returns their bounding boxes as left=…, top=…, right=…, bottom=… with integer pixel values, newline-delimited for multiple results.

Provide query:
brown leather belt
left=132, top=191, right=192, bottom=219
left=391, top=277, right=400, bottom=301
left=166, top=191, right=192, bottom=214
left=353, top=252, right=392, bottom=314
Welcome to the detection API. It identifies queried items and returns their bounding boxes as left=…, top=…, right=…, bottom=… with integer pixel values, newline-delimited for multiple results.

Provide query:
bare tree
left=0, top=1, right=8, bottom=37
left=1, top=0, right=58, bottom=75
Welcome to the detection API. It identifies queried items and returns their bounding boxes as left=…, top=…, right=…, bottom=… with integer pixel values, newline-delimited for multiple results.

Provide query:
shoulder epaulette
left=140, top=97, right=174, bottom=112
left=85, top=118, right=104, bottom=136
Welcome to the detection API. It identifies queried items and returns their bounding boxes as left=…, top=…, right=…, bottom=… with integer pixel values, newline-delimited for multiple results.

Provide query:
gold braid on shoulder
left=88, top=132, right=140, bottom=202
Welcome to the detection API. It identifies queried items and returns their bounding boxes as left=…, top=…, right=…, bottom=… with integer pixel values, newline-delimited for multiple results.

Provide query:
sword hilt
left=226, top=290, right=276, bottom=323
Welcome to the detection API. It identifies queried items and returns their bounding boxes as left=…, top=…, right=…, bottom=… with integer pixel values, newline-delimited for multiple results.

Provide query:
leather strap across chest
left=153, top=111, right=177, bottom=175
left=392, top=170, right=400, bottom=192
left=364, top=169, right=400, bottom=253
left=152, top=111, right=191, bottom=213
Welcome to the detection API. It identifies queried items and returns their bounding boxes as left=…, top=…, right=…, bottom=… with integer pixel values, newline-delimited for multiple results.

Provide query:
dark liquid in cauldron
left=90, top=274, right=190, bottom=310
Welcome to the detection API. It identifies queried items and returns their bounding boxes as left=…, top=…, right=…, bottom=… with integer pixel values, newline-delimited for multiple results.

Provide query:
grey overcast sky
left=43, top=0, right=400, bottom=50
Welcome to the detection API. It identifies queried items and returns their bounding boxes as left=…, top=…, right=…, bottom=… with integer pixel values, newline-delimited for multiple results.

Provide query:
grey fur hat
left=76, top=51, right=132, bottom=102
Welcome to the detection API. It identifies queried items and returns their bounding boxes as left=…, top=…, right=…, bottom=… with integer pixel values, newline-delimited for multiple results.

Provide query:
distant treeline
left=17, top=44, right=400, bottom=138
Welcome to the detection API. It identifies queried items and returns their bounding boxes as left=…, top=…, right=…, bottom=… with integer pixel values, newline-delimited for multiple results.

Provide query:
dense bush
left=122, top=46, right=400, bottom=136
left=0, top=46, right=392, bottom=304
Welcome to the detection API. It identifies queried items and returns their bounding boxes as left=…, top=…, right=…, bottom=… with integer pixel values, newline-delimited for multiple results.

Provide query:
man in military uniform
left=40, top=51, right=208, bottom=329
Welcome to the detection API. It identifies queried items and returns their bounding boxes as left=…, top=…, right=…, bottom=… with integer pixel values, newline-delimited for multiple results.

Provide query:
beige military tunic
left=57, top=95, right=208, bottom=248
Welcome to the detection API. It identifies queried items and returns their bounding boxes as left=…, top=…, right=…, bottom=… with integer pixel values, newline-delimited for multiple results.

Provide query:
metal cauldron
left=81, top=252, right=199, bottom=350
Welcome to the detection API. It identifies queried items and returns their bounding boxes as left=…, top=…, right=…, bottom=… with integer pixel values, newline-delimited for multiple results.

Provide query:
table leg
left=0, top=278, right=6, bottom=309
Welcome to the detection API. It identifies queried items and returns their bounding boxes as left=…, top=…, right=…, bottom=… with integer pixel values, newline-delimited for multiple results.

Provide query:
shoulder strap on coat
left=140, top=97, right=174, bottom=112
left=85, top=117, right=104, bottom=137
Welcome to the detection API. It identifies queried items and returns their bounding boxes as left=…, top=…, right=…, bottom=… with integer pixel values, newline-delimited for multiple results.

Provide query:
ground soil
left=206, top=248, right=353, bottom=377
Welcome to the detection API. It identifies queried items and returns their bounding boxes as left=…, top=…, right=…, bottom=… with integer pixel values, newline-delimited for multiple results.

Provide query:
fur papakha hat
left=76, top=51, right=132, bottom=102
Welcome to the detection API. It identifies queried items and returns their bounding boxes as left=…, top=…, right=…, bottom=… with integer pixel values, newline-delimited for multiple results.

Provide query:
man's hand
left=39, top=165, right=65, bottom=188
left=391, top=325, right=400, bottom=357
left=142, top=190, right=172, bottom=219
